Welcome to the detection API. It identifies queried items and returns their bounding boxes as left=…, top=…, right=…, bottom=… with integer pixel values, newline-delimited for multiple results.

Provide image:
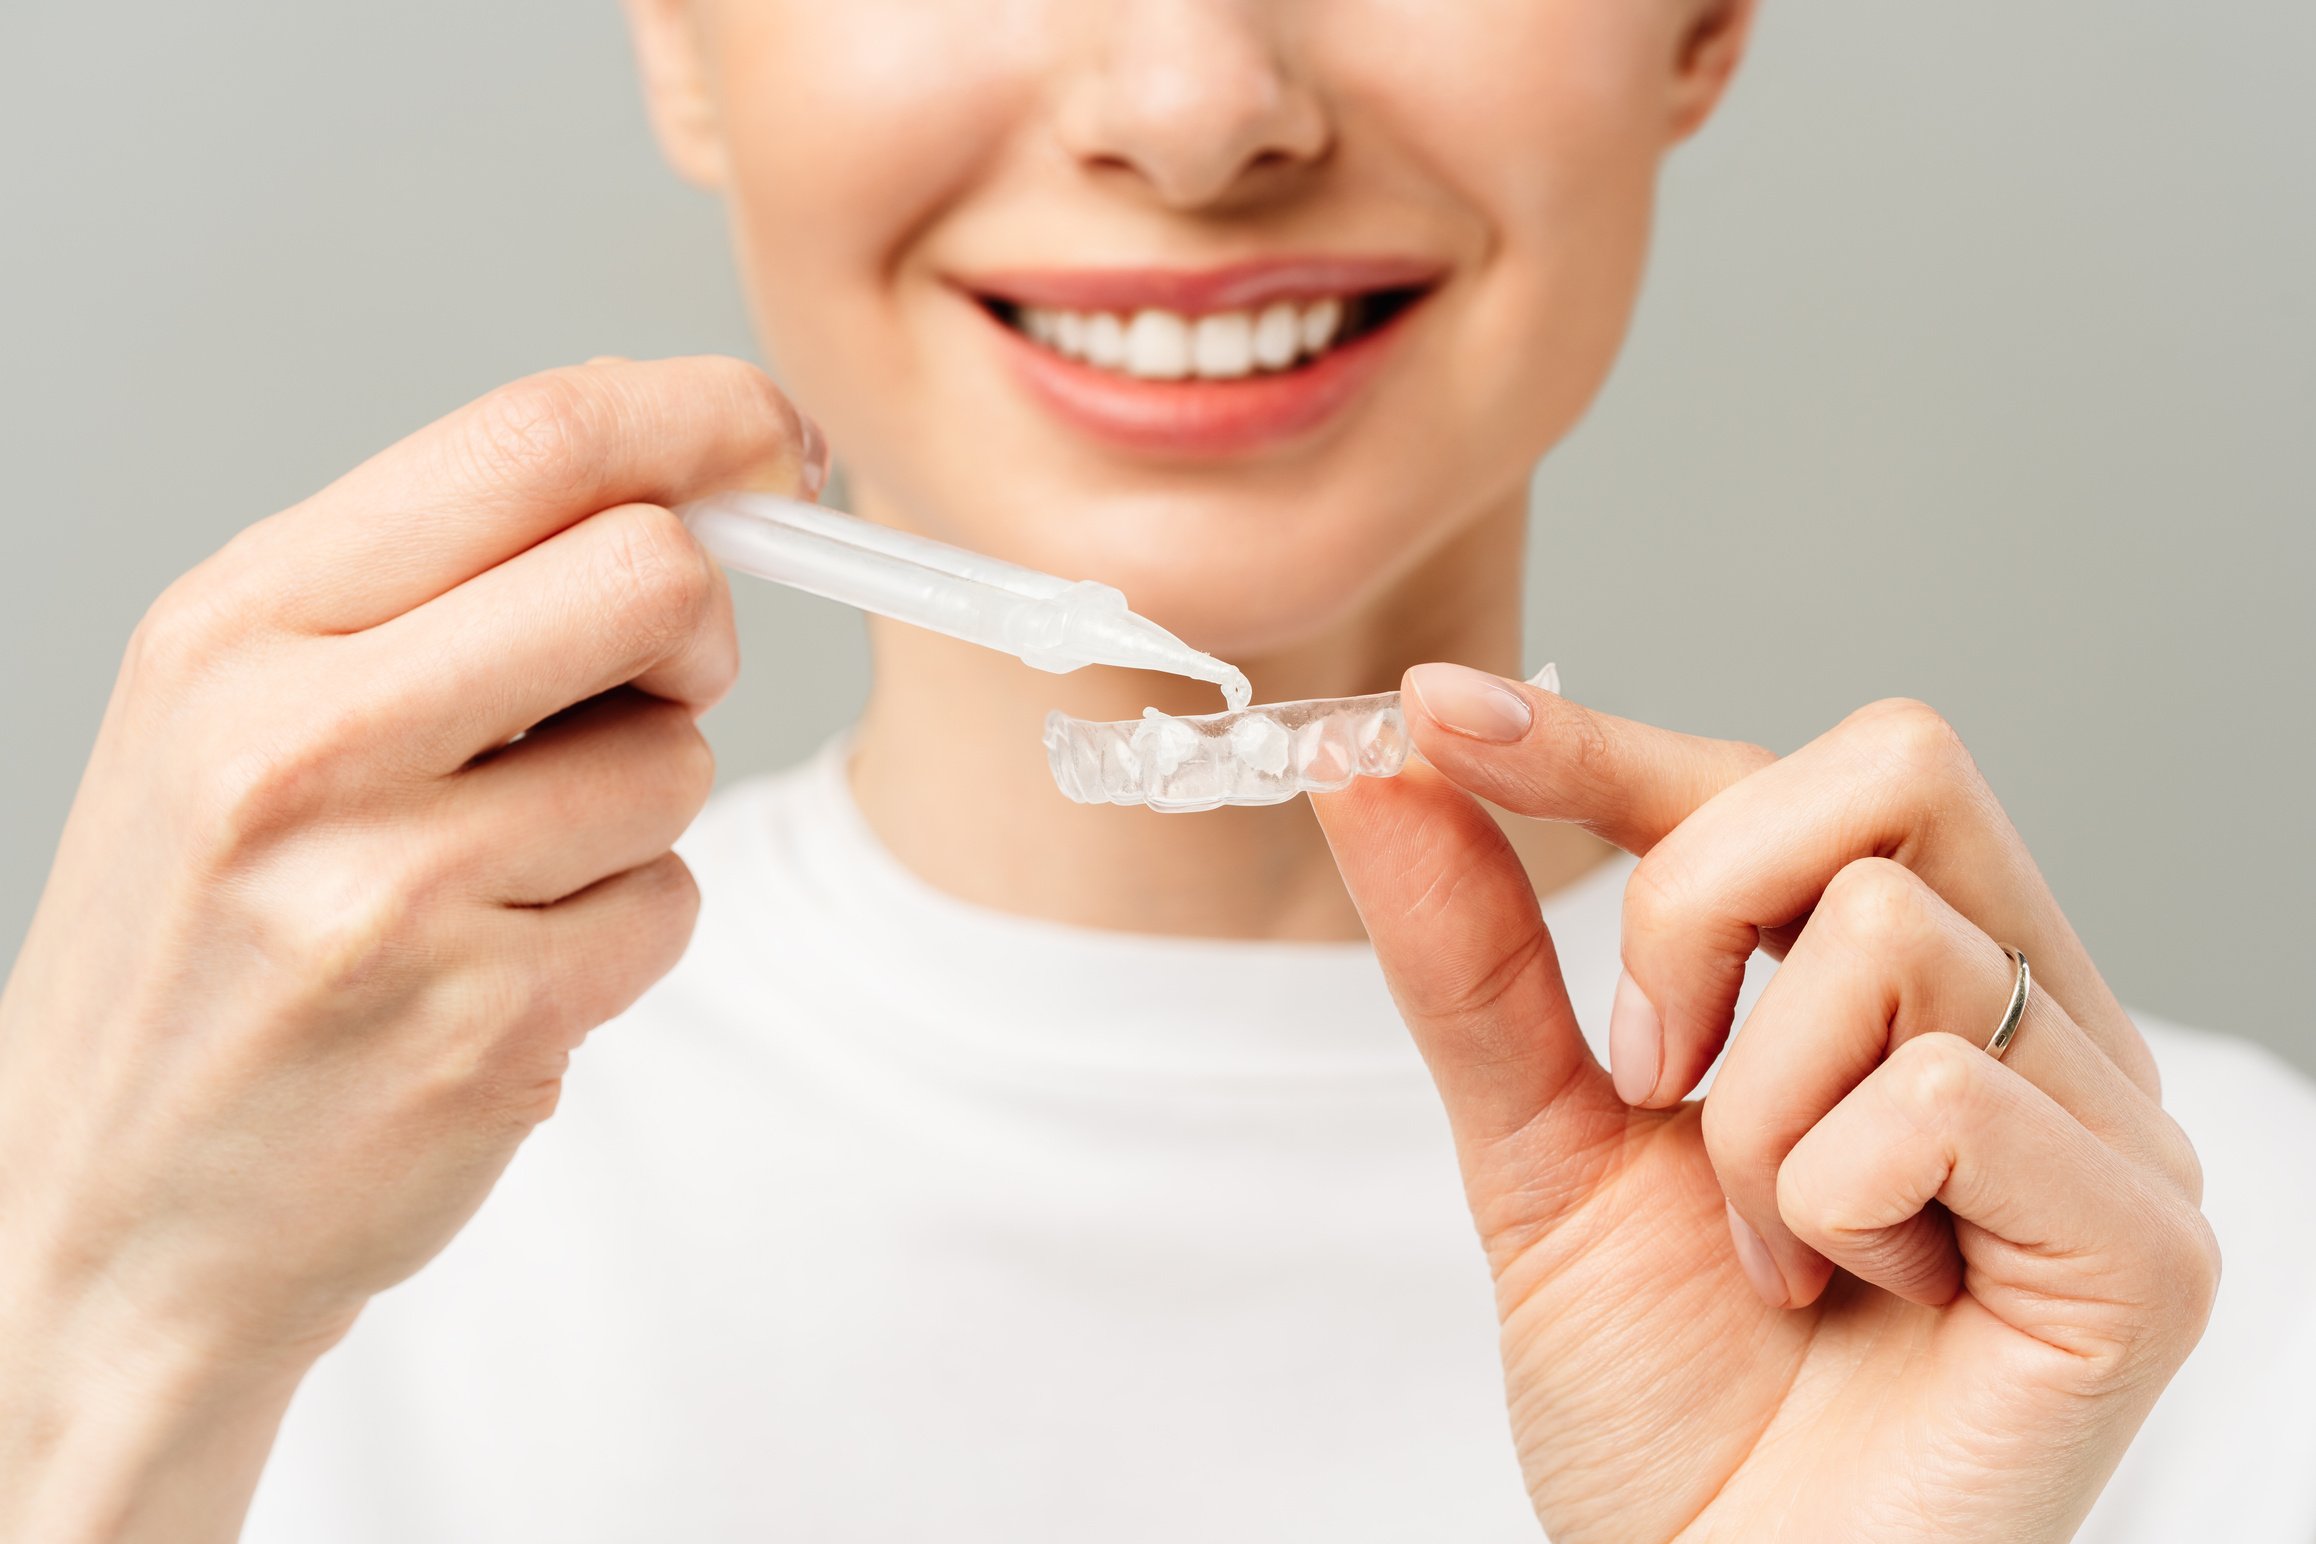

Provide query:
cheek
left=698, top=1, right=1030, bottom=388
left=1338, top=2, right=1672, bottom=442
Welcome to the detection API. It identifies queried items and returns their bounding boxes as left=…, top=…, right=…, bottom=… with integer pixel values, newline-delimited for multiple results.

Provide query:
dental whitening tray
left=1044, top=665, right=1560, bottom=814
left=677, top=491, right=1547, bottom=813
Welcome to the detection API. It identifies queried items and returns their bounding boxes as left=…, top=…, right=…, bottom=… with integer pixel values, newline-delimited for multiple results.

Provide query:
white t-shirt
left=248, top=742, right=2316, bottom=1541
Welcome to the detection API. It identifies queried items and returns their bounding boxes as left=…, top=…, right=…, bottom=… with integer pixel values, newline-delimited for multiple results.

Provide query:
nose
left=1054, top=0, right=1332, bottom=209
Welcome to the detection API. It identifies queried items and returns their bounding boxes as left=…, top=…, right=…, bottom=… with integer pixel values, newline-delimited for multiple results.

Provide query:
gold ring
left=1985, top=946, right=2031, bottom=1061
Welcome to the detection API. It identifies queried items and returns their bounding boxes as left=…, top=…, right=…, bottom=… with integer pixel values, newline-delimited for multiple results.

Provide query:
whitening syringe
left=676, top=491, right=1252, bottom=711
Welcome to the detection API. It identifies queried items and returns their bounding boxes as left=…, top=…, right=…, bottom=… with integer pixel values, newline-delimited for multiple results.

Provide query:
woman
left=3, top=1, right=2310, bottom=1538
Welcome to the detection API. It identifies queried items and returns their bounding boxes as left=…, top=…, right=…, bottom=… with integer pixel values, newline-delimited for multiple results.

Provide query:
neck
left=844, top=483, right=1608, bottom=941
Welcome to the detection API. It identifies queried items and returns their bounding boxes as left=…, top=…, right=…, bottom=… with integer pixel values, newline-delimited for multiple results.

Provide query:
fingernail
left=1406, top=663, right=1533, bottom=744
left=798, top=410, right=831, bottom=502
left=1725, top=1200, right=1789, bottom=1309
left=1608, top=969, right=1662, bottom=1106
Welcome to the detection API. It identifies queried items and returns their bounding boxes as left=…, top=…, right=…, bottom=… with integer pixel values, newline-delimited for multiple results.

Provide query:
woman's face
left=627, top=0, right=1750, bottom=658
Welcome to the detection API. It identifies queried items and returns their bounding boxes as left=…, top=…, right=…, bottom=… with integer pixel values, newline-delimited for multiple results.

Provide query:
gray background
left=3, top=4, right=2309, bottom=1072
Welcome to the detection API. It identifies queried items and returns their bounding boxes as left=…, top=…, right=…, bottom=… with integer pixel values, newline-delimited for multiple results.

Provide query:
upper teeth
left=1017, top=297, right=1347, bottom=380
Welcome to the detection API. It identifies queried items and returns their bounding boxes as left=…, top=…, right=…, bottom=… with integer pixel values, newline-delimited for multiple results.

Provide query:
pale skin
left=0, top=2, right=2215, bottom=1540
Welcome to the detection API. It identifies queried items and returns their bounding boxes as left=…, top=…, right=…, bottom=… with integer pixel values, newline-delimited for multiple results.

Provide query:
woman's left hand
left=1312, top=669, right=2218, bottom=1543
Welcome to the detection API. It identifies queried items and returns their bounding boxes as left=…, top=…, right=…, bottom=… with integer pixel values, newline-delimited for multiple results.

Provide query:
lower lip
left=977, top=300, right=1421, bottom=458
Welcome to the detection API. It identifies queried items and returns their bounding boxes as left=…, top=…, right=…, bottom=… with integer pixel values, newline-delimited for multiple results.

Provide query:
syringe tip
left=1054, top=605, right=1253, bottom=711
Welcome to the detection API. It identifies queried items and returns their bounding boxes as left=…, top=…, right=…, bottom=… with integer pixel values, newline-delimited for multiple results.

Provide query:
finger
left=1399, top=662, right=1775, bottom=855
left=1704, top=858, right=2201, bottom=1307
left=1609, top=698, right=2150, bottom=1106
left=221, top=356, right=823, bottom=633
left=451, top=689, right=716, bottom=906
left=358, top=502, right=739, bottom=769
left=1775, top=1032, right=2218, bottom=1363
left=1395, top=660, right=1773, bottom=1108
left=1311, top=761, right=1620, bottom=1158
left=505, top=851, right=704, bottom=1051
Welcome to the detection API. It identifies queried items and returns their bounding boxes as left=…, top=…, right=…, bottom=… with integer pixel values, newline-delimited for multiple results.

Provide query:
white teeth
left=1191, top=312, right=1254, bottom=378
left=1009, top=295, right=1368, bottom=380
left=1299, top=295, right=1342, bottom=354
left=1124, top=309, right=1191, bottom=379
left=1084, top=311, right=1127, bottom=369
left=1252, top=302, right=1300, bottom=370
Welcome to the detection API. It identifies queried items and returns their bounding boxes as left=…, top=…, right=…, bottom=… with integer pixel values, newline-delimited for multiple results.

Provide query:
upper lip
left=959, top=255, right=1447, bottom=316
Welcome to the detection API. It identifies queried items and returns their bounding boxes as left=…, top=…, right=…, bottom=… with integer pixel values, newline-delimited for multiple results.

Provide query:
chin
left=1057, top=514, right=1451, bottom=669
left=1124, top=569, right=1361, bottom=663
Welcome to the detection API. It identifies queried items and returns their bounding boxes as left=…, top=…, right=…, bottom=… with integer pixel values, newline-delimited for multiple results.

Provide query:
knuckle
left=692, top=589, right=743, bottom=707
left=2177, top=1209, right=2223, bottom=1325
left=1436, top=924, right=1552, bottom=1025
left=646, top=355, right=800, bottom=485
left=668, top=719, right=718, bottom=812
left=696, top=354, right=797, bottom=441
left=1621, top=853, right=1693, bottom=942
left=2122, top=1204, right=2224, bottom=1362
left=415, top=982, right=571, bottom=1131
left=1817, top=857, right=1933, bottom=954
left=1699, top=1088, right=1772, bottom=1181
left=263, top=853, right=436, bottom=998
left=195, top=725, right=361, bottom=860
left=601, top=506, right=716, bottom=654
left=469, top=369, right=609, bottom=493
left=1773, top=1152, right=1832, bottom=1238
left=623, top=697, right=718, bottom=814
left=515, top=861, right=701, bottom=1040
left=708, top=354, right=791, bottom=429
left=1621, top=842, right=1763, bottom=987
left=508, top=1067, right=569, bottom=1129
left=2147, top=1109, right=2208, bottom=1207
left=624, top=856, right=704, bottom=975
left=125, top=571, right=237, bottom=691
left=1559, top=707, right=1623, bottom=812
left=702, top=633, right=741, bottom=707
left=1848, top=697, right=1975, bottom=787
left=654, top=851, right=704, bottom=921
left=1381, top=840, right=1558, bottom=1037
left=1406, top=930, right=1569, bottom=1103
left=497, top=950, right=586, bottom=1047
left=409, top=1005, right=502, bottom=1106
left=288, top=899, right=409, bottom=989
left=1885, top=1030, right=1987, bottom=1125
left=124, top=520, right=307, bottom=701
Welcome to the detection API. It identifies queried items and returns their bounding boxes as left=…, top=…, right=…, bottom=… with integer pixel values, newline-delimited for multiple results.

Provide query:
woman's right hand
left=0, top=357, right=821, bottom=1538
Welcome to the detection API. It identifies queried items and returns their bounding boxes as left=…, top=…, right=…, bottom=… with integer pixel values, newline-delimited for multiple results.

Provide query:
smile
left=993, top=291, right=1418, bottom=382
left=958, top=257, right=1445, bottom=456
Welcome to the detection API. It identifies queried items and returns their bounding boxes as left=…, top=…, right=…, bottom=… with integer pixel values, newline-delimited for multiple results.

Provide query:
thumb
left=1311, top=761, right=1622, bottom=1156
left=1399, top=663, right=1774, bottom=855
